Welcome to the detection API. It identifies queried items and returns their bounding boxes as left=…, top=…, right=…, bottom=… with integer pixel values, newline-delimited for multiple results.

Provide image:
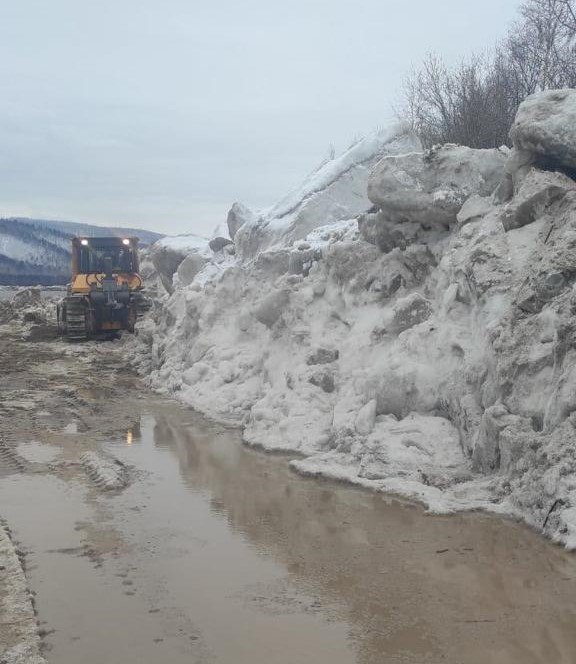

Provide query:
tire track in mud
left=80, top=452, right=131, bottom=491
left=0, top=439, right=28, bottom=477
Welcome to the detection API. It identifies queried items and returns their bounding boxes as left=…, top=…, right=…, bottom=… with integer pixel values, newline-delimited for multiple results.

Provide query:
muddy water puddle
left=2, top=402, right=576, bottom=663
left=16, top=440, right=60, bottom=464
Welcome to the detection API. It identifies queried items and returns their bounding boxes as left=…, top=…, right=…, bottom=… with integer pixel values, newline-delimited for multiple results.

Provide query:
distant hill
left=0, top=217, right=163, bottom=285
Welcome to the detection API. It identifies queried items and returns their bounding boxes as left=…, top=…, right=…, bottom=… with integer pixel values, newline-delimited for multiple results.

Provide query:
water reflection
left=145, top=410, right=576, bottom=664
left=125, top=419, right=141, bottom=446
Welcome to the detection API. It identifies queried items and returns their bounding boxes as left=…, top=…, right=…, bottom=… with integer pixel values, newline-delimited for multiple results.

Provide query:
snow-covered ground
left=128, top=94, right=576, bottom=548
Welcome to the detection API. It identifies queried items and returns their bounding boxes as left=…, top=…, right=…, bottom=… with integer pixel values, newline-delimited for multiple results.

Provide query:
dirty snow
left=0, top=523, right=46, bottom=664
left=129, top=97, right=576, bottom=548
left=232, top=125, right=422, bottom=258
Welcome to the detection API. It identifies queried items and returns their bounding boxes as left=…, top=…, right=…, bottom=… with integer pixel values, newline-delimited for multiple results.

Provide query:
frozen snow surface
left=129, top=100, right=576, bottom=548
left=154, top=234, right=211, bottom=253
left=510, top=89, right=576, bottom=171
left=232, top=125, right=422, bottom=259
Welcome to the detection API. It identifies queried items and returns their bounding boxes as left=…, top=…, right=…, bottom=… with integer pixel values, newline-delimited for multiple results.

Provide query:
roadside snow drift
left=130, top=100, right=576, bottom=548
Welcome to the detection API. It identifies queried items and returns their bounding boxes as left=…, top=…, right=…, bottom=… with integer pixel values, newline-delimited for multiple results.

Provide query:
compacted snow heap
left=148, top=234, right=212, bottom=293
left=133, top=94, right=576, bottom=548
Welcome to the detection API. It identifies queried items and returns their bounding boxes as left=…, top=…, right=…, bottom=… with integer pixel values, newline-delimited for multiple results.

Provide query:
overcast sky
left=0, top=0, right=520, bottom=236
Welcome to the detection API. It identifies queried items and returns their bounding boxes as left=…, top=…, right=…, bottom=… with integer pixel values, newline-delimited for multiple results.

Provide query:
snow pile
left=367, top=144, right=508, bottom=227
left=149, top=234, right=211, bottom=293
left=233, top=125, right=422, bottom=259
left=0, top=288, right=56, bottom=338
left=510, top=89, right=576, bottom=172
left=130, top=93, right=576, bottom=547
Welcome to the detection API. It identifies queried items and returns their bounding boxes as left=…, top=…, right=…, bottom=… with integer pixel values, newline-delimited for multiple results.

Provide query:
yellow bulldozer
left=57, top=236, right=150, bottom=341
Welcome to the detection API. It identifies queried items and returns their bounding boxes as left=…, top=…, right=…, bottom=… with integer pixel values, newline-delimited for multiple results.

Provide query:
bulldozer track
left=64, top=300, right=88, bottom=341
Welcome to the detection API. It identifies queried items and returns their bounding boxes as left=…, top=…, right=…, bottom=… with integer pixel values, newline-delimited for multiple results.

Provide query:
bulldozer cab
left=69, top=237, right=143, bottom=294
left=72, top=237, right=140, bottom=277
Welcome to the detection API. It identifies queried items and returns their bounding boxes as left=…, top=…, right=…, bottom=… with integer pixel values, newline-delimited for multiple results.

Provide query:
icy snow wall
left=131, top=96, right=576, bottom=548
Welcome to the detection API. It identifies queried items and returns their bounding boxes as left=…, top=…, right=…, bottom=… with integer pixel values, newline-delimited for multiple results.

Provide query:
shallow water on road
left=2, top=401, right=576, bottom=663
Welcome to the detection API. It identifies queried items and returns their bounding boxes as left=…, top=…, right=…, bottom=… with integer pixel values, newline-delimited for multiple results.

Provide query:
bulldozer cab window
left=79, top=245, right=135, bottom=274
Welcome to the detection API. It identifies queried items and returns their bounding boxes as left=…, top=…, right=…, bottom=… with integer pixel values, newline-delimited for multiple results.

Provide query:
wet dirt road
left=2, top=315, right=576, bottom=663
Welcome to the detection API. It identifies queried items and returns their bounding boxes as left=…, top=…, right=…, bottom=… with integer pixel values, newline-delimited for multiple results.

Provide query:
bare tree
left=401, top=0, right=576, bottom=149
left=403, top=54, right=512, bottom=148
left=552, top=0, right=576, bottom=33
left=505, top=0, right=576, bottom=93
